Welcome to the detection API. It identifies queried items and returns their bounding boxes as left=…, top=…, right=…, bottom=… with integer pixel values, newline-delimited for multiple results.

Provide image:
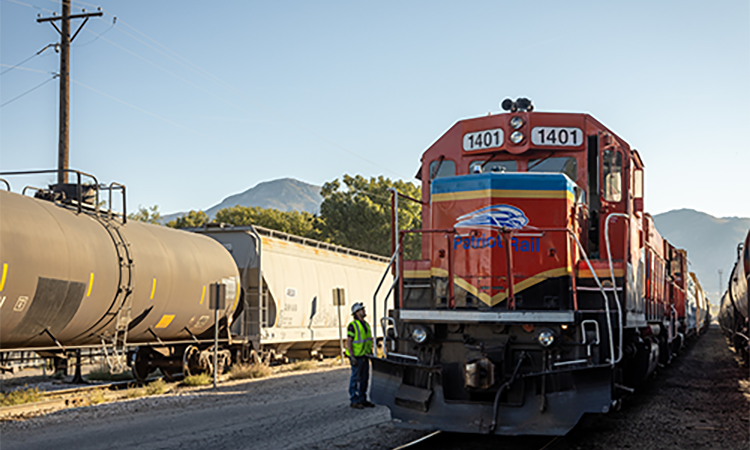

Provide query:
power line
left=83, top=25, right=408, bottom=179
left=68, top=77, right=278, bottom=168
left=0, top=43, right=58, bottom=76
left=14, top=0, right=413, bottom=180
left=81, top=9, right=410, bottom=179
left=3, top=0, right=55, bottom=13
left=0, top=74, right=58, bottom=108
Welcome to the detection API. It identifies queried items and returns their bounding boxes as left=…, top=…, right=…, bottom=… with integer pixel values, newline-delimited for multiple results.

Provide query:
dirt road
left=1, top=328, right=747, bottom=450
left=0, top=366, right=421, bottom=450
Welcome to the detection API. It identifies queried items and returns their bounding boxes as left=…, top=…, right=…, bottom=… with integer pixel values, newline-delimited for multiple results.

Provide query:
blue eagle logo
left=454, top=204, right=529, bottom=230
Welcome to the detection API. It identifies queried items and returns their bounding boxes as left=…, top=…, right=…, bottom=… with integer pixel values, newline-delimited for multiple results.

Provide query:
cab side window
left=602, top=150, right=622, bottom=202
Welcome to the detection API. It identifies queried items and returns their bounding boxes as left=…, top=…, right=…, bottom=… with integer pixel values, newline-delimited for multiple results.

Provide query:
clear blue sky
left=2, top=0, right=748, bottom=218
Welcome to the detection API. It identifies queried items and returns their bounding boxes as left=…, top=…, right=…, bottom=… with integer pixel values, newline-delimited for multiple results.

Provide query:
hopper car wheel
left=132, top=347, right=154, bottom=383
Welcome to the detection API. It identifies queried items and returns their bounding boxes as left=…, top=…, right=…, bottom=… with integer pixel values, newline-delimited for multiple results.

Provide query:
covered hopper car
left=370, top=99, right=704, bottom=436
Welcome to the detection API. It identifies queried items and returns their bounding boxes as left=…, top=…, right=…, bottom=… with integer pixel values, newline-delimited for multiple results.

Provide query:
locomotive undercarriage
left=371, top=277, right=663, bottom=435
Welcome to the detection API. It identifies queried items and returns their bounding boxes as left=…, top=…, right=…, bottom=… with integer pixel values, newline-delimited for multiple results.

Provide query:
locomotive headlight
left=537, top=329, right=556, bottom=347
left=411, top=325, right=429, bottom=344
left=509, top=116, right=524, bottom=129
left=510, top=131, right=524, bottom=144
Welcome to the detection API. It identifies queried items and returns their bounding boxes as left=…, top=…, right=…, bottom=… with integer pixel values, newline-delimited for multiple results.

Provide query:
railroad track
left=393, top=430, right=561, bottom=450
left=0, top=377, right=171, bottom=420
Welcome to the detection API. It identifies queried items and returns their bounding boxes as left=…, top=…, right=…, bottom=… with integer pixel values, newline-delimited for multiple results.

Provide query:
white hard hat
left=351, top=302, right=365, bottom=315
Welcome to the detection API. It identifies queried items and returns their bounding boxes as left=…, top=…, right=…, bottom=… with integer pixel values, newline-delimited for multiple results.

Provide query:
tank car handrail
left=604, top=213, right=628, bottom=364
left=0, top=178, right=9, bottom=191
left=21, top=185, right=44, bottom=196
left=0, top=168, right=100, bottom=216
left=104, top=182, right=127, bottom=224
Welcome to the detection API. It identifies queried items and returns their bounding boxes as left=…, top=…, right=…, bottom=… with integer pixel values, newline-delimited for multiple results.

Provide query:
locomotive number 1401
left=463, top=128, right=504, bottom=151
left=531, top=127, right=583, bottom=147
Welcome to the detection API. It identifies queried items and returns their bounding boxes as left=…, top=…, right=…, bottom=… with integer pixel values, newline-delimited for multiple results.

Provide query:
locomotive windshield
left=429, top=159, right=455, bottom=180
left=527, top=156, right=577, bottom=180
left=468, top=160, right=517, bottom=173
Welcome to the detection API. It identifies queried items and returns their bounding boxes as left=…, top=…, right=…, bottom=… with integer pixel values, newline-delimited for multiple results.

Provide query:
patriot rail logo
left=454, top=204, right=529, bottom=230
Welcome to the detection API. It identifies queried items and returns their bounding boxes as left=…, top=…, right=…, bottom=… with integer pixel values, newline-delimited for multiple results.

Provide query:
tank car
left=369, top=99, right=700, bottom=435
left=0, top=170, right=393, bottom=381
left=719, top=229, right=749, bottom=364
left=0, top=171, right=240, bottom=380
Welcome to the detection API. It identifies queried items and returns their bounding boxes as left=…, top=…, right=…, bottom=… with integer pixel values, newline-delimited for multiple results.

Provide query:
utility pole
left=37, top=1, right=102, bottom=185
left=718, top=269, right=724, bottom=293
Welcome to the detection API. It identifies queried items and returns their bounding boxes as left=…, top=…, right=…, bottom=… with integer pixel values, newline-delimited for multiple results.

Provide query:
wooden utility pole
left=37, top=1, right=102, bottom=185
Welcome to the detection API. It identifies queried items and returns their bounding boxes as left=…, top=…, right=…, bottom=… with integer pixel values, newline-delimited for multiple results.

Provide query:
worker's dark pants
left=349, top=356, right=370, bottom=404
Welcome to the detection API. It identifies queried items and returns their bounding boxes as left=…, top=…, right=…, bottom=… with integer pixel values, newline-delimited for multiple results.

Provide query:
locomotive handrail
left=604, top=212, right=629, bottom=364
left=397, top=228, right=457, bottom=308
left=373, top=240, right=401, bottom=348
left=571, top=232, right=617, bottom=368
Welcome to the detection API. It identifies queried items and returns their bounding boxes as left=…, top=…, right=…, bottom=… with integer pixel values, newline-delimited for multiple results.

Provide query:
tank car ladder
left=96, top=216, right=135, bottom=373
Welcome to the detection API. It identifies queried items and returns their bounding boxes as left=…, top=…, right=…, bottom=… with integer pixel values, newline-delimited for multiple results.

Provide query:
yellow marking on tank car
left=155, top=314, right=175, bottom=328
left=200, top=285, right=206, bottom=304
left=86, top=272, right=94, bottom=297
left=150, top=278, right=157, bottom=300
left=0, top=263, right=7, bottom=292
left=233, top=278, right=240, bottom=309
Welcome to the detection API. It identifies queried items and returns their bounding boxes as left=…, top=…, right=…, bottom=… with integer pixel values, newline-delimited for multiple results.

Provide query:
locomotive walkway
left=1, top=328, right=747, bottom=449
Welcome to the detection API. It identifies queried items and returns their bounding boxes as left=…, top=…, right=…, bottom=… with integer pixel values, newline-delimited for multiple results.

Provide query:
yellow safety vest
left=346, top=319, right=373, bottom=357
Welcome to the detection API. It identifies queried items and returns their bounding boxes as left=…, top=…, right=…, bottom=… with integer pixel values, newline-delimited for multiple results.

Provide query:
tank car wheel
left=161, top=368, right=181, bottom=381
left=182, top=345, right=201, bottom=377
left=132, top=347, right=154, bottom=383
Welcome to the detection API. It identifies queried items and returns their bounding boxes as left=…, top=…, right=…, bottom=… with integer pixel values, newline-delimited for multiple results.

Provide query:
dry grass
left=87, top=389, right=107, bottom=405
left=182, top=373, right=212, bottom=386
left=0, top=385, right=43, bottom=407
left=144, top=379, right=169, bottom=395
left=286, top=360, right=316, bottom=372
left=125, top=388, right=144, bottom=400
left=227, top=363, right=272, bottom=380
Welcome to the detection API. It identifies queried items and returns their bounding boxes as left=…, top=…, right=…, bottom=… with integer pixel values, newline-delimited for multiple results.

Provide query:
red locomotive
left=370, top=99, right=703, bottom=435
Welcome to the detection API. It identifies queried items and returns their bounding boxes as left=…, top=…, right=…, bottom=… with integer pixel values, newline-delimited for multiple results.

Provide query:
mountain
left=653, top=209, right=750, bottom=305
left=162, top=178, right=322, bottom=223
left=204, top=178, right=322, bottom=217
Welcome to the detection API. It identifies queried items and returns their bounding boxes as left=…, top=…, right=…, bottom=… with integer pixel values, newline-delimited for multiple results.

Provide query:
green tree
left=317, top=175, right=421, bottom=259
left=128, top=205, right=161, bottom=225
left=166, top=210, right=209, bottom=229
left=214, top=205, right=319, bottom=238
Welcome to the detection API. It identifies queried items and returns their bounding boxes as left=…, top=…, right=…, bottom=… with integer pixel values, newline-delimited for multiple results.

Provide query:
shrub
left=88, top=389, right=107, bottom=405
left=287, top=360, right=316, bottom=372
left=182, top=373, right=212, bottom=386
left=145, top=379, right=169, bottom=396
left=0, top=385, right=42, bottom=407
left=228, top=363, right=272, bottom=380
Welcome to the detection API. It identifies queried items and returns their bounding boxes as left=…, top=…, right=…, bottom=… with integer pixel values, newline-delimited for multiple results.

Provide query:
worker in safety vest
left=346, top=302, right=374, bottom=409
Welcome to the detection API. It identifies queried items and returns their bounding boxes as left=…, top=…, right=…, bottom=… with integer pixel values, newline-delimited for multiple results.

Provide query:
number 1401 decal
left=531, top=127, right=583, bottom=147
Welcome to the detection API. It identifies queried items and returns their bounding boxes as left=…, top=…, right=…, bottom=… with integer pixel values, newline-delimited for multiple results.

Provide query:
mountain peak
left=205, top=178, right=322, bottom=218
